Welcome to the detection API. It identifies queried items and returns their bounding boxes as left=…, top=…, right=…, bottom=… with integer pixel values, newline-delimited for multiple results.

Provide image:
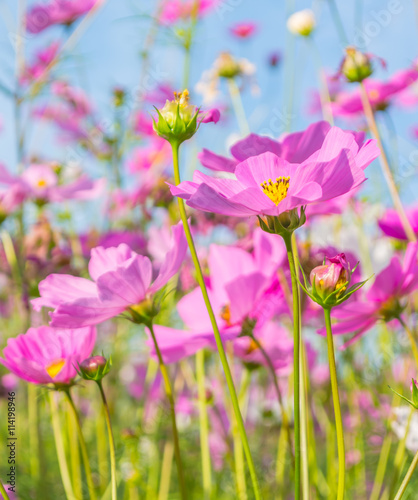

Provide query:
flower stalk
left=282, top=231, right=301, bottom=500
left=148, top=322, right=187, bottom=500
left=324, top=308, right=345, bottom=500
left=97, top=381, right=117, bottom=500
left=64, top=389, right=97, bottom=500
left=359, top=82, right=416, bottom=243
left=171, top=141, right=261, bottom=500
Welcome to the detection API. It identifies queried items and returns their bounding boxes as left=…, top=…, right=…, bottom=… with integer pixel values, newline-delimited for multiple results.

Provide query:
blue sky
left=0, top=0, right=417, bottom=214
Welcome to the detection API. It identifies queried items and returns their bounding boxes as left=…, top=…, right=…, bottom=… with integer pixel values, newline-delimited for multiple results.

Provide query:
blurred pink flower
left=0, top=325, right=96, bottom=385
left=0, top=163, right=104, bottom=206
left=159, top=0, right=217, bottom=25
left=32, top=222, right=187, bottom=328
left=27, top=0, right=103, bottom=34
left=149, top=232, right=286, bottom=363
left=332, top=65, right=418, bottom=117
left=20, top=41, right=60, bottom=85
left=127, top=139, right=171, bottom=174
left=378, top=205, right=418, bottom=240
left=233, top=321, right=293, bottom=372
left=230, top=22, right=257, bottom=39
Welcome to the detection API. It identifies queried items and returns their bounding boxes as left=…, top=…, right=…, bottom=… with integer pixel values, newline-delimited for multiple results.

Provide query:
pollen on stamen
left=260, top=176, right=290, bottom=205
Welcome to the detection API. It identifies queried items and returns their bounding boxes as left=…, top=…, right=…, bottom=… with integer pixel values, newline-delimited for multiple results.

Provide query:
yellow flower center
left=46, top=359, right=66, bottom=379
left=369, top=89, right=380, bottom=100
left=246, top=338, right=260, bottom=355
left=221, top=304, right=231, bottom=326
left=37, top=178, right=47, bottom=188
left=260, top=177, right=290, bottom=205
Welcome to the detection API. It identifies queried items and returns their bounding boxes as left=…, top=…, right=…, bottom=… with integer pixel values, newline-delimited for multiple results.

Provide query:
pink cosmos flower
left=51, top=81, right=92, bottom=117
left=331, top=65, right=418, bottom=117
left=159, top=0, right=217, bottom=25
left=20, top=41, right=60, bottom=85
left=27, top=0, right=103, bottom=34
left=233, top=321, right=293, bottom=372
left=197, top=121, right=376, bottom=174
left=149, top=232, right=286, bottom=363
left=127, top=139, right=171, bottom=174
left=230, top=22, right=257, bottom=39
left=378, top=205, right=418, bottom=240
left=1, top=486, right=16, bottom=500
left=171, top=125, right=379, bottom=217
left=0, top=326, right=96, bottom=385
left=32, top=222, right=187, bottom=328
left=0, top=163, right=104, bottom=206
left=319, top=243, right=418, bottom=347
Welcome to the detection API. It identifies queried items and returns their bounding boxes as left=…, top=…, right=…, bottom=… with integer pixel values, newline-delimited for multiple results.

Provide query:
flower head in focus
left=318, top=243, right=418, bottom=347
left=301, top=253, right=367, bottom=308
left=77, top=355, right=111, bottom=382
left=0, top=326, right=96, bottom=386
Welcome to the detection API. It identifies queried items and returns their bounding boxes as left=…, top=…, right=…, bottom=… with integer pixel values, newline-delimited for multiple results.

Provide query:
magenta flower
left=171, top=125, right=379, bottom=218
left=32, top=222, right=187, bottom=328
left=378, top=205, right=418, bottom=240
left=319, top=243, right=418, bottom=347
left=20, top=41, right=60, bottom=85
left=0, top=326, right=96, bottom=385
left=332, top=65, right=418, bottom=117
left=27, top=0, right=103, bottom=34
left=159, top=0, right=217, bottom=25
left=230, top=22, right=257, bottom=39
left=197, top=121, right=375, bottom=174
left=0, top=163, right=104, bottom=206
left=148, top=232, right=286, bottom=363
left=233, top=321, right=293, bottom=371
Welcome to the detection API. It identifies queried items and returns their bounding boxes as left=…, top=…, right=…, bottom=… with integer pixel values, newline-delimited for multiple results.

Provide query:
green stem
left=282, top=232, right=301, bottom=500
left=359, top=82, right=416, bottom=243
left=28, top=384, right=40, bottom=483
left=49, top=392, right=76, bottom=500
left=97, top=381, right=117, bottom=500
left=64, top=390, right=97, bottom=500
left=171, top=142, right=261, bottom=499
left=0, top=482, right=10, bottom=500
left=369, top=432, right=392, bottom=500
left=67, top=406, right=82, bottom=499
left=196, top=350, right=212, bottom=498
left=226, top=78, right=250, bottom=137
left=158, top=441, right=174, bottom=500
left=323, top=308, right=345, bottom=500
left=248, top=332, right=294, bottom=462
left=393, top=447, right=418, bottom=500
left=148, top=323, right=187, bottom=500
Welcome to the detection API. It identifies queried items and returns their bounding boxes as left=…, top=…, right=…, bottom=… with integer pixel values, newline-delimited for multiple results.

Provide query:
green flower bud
left=152, top=89, right=199, bottom=145
left=342, top=47, right=373, bottom=83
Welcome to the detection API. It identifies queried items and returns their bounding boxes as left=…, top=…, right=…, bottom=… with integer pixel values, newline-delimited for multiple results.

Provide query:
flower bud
left=342, top=47, right=373, bottom=83
left=310, top=253, right=350, bottom=300
left=153, top=89, right=199, bottom=145
left=78, top=355, right=111, bottom=381
left=215, top=52, right=242, bottom=79
left=287, top=9, right=316, bottom=37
